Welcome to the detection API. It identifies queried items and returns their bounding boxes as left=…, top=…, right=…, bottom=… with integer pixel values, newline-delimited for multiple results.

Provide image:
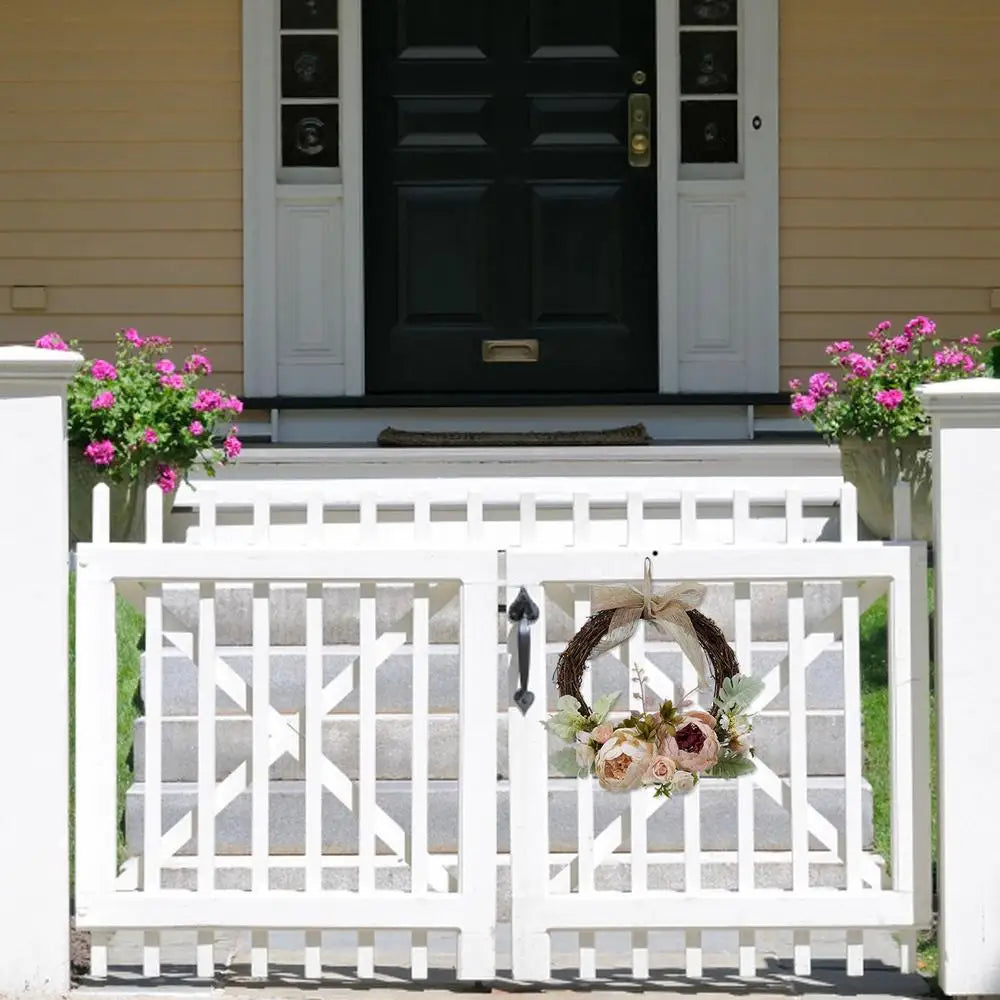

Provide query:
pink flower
left=844, top=353, right=877, bottom=378
left=91, top=391, right=115, bottom=410
left=905, top=316, right=936, bottom=339
left=935, top=348, right=976, bottom=372
left=35, top=332, right=68, bottom=351
left=155, top=359, right=175, bottom=375
left=193, top=389, right=223, bottom=412
left=160, top=374, right=185, bottom=389
left=144, top=335, right=170, bottom=347
left=808, top=372, right=838, bottom=399
left=591, top=724, right=615, bottom=745
left=84, top=440, right=115, bottom=467
left=156, top=464, right=178, bottom=493
left=223, top=435, right=242, bottom=460
left=664, top=717, right=720, bottom=774
left=888, top=336, right=911, bottom=355
left=787, top=378, right=802, bottom=391
left=791, top=393, right=817, bottom=416
left=825, top=340, right=853, bottom=355
left=123, top=328, right=144, bottom=346
left=684, top=709, right=718, bottom=730
left=188, top=420, right=205, bottom=436
left=143, top=427, right=159, bottom=445
left=594, top=731, right=655, bottom=791
left=961, top=334, right=981, bottom=346
left=90, top=360, right=118, bottom=381
left=869, top=320, right=892, bottom=339
left=184, top=353, right=213, bottom=375
left=222, top=395, right=244, bottom=414
left=642, top=755, right=677, bottom=787
left=875, top=388, right=905, bottom=410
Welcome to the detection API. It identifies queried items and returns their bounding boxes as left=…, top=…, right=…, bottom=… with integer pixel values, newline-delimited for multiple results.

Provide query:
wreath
left=545, top=559, right=764, bottom=797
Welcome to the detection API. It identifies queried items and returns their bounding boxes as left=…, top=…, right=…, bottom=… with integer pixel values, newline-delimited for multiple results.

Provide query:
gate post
left=0, top=345, right=82, bottom=994
left=916, top=379, right=1000, bottom=998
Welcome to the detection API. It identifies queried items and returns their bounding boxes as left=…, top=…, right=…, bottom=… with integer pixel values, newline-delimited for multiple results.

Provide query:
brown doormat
left=377, top=423, right=652, bottom=448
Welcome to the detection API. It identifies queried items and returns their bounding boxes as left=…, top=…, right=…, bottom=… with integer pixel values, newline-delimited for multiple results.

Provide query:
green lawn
left=859, top=571, right=938, bottom=977
left=68, top=573, right=145, bottom=881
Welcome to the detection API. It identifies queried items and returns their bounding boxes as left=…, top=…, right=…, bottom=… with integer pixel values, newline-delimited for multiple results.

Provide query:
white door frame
left=242, top=0, right=779, bottom=399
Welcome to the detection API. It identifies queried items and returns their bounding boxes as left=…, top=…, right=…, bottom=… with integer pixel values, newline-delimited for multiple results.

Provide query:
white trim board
left=242, top=0, right=780, bottom=404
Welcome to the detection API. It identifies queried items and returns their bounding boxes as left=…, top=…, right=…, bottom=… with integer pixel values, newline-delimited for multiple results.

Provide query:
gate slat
left=411, top=582, right=431, bottom=979
left=574, top=588, right=597, bottom=981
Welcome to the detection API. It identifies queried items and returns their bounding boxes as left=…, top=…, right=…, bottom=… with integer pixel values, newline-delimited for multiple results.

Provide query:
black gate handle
left=508, top=587, right=540, bottom=715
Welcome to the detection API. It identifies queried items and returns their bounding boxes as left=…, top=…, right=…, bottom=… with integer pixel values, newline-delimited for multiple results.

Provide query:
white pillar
left=0, top=345, right=82, bottom=995
left=916, top=379, right=1000, bottom=998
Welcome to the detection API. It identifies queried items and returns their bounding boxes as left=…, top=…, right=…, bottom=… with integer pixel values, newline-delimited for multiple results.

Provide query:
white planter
left=838, top=434, right=933, bottom=542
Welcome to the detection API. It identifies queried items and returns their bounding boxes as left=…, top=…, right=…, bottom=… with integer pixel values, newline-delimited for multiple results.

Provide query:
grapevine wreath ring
left=545, top=558, right=763, bottom=797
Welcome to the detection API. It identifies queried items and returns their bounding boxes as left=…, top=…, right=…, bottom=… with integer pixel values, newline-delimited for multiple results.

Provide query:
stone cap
left=916, top=378, right=1000, bottom=422
left=0, top=344, right=84, bottom=386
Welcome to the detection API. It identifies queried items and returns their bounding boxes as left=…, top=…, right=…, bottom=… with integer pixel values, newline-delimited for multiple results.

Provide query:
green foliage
left=591, top=691, right=620, bottom=724
left=40, top=329, right=242, bottom=486
left=706, top=751, right=757, bottom=779
left=714, top=675, right=765, bottom=715
left=788, top=317, right=992, bottom=443
left=542, top=695, right=589, bottom=741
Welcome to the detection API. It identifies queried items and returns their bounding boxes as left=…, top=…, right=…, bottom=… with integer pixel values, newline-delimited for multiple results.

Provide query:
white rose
left=594, top=729, right=655, bottom=792
left=576, top=743, right=596, bottom=770
left=671, top=770, right=696, bottom=794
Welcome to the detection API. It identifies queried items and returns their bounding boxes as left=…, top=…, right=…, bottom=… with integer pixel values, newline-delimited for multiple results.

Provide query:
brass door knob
left=630, top=133, right=650, bottom=156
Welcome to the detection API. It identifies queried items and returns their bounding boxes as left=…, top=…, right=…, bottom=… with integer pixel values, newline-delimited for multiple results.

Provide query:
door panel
left=364, top=0, right=657, bottom=394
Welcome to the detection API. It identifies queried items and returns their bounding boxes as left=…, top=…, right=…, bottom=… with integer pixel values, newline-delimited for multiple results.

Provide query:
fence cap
left=0, top=344, right=84, bottom=385
left=916, top=378, right=1000, bottom=421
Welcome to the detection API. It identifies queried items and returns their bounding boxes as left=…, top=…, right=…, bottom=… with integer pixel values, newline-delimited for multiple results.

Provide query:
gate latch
left=508, top=586, right=540, bottom=715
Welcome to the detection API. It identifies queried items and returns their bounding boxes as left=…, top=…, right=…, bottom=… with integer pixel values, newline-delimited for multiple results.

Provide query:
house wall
left=0, top=0, right=245, bottom=393
left=779, top=0, right=1000, bottom=388
left=0, top=0, right=997, bottom=405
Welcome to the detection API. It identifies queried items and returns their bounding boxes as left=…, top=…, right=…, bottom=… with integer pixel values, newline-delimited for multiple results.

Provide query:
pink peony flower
left=664, top=717, right=720, bottom=774
left=684, top=709, right=718, bottom=730
left=90, top=360, right=118, bottom=381
left=642, top=754, right=677, bottom=786
left=155, top=359, right=175, bottom=374
left=184, top=353, right=213, bottom=375
left=160, top=374, right=185, bottom=389
left=875, top=388, right=905, bottom=410
left=91, top=391, right=115, bottom=410
left=84, top=440, right=115, bottom=467
left=223, top=435, right=242, bottom=460
left=35, top=332, right=68, bottom=351
left=143, top=427, right=159, bottom=445
left=188, top=420, right=205, bottom=436
left=791, top=393, right=817, bottom=416
left=156, top=464, right=178, bottom=493
left=591, top=724, right=615, bottom=745
left=193, top=389, right=223, bottom=412
left=594, top=730, right=655, bottom=791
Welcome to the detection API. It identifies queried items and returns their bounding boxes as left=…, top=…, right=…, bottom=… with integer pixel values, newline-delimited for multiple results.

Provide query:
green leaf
left=705, top=754, right=757, bottom=779
left=550, top=747, right=581, bottom=777
left=556, top=695, right=583, bottom=714
left=714, top=675, right=766, bottom=713
left=591, top=691, right=621, bottom=723
left=543, top=719, right=579, bottom=741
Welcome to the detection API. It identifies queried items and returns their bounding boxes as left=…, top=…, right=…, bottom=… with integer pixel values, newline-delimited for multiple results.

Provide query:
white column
left=0, top=345, right=82, bottom=995
left=916, top=379, right=1000, bottom=999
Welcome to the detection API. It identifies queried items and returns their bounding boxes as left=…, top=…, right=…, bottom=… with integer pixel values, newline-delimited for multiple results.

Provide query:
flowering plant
left=36, top=329, right=243, bottom=493
left=545, top=667, right=763, bottom=798
left=788, top=316, right=991, bottom=442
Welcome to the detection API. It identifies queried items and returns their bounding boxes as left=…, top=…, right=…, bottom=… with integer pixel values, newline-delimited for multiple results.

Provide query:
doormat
left=377, top=424, right=651, bottom=448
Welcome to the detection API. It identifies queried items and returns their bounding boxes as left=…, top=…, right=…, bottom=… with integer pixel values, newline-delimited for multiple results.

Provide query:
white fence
left=69, top=476, right=932, bottom=982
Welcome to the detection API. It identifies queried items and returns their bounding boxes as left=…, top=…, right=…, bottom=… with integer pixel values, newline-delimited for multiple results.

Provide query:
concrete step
left=151, top=645, right=847, bottom=716
left=134, top=711, right=850, bottom=782
left=125, top=777, right=872, bottom=856
left=158, top=581, right=844, bottom=646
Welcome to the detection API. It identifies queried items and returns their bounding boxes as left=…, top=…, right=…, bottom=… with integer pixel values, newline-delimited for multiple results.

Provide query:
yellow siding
left=779, top=0, right=1000, bottom=388
left=0, top=0, right=244, bottom=392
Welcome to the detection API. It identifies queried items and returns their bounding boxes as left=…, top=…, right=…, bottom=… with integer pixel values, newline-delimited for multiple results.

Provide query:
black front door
left=363, top=0, right=658, bottom=395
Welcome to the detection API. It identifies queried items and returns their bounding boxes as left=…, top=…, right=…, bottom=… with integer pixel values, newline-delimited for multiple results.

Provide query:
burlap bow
left=591, top=558, right=708, bottom=686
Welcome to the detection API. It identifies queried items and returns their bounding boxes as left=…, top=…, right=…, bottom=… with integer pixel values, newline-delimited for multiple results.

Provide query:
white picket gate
left=72, top=478, right=932, bottom=983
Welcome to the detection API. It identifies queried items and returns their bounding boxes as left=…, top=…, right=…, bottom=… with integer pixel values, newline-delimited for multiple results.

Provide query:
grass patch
left=859, top=570, right=938, bottom=978
left=68, top=573, right=145, bottom=883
